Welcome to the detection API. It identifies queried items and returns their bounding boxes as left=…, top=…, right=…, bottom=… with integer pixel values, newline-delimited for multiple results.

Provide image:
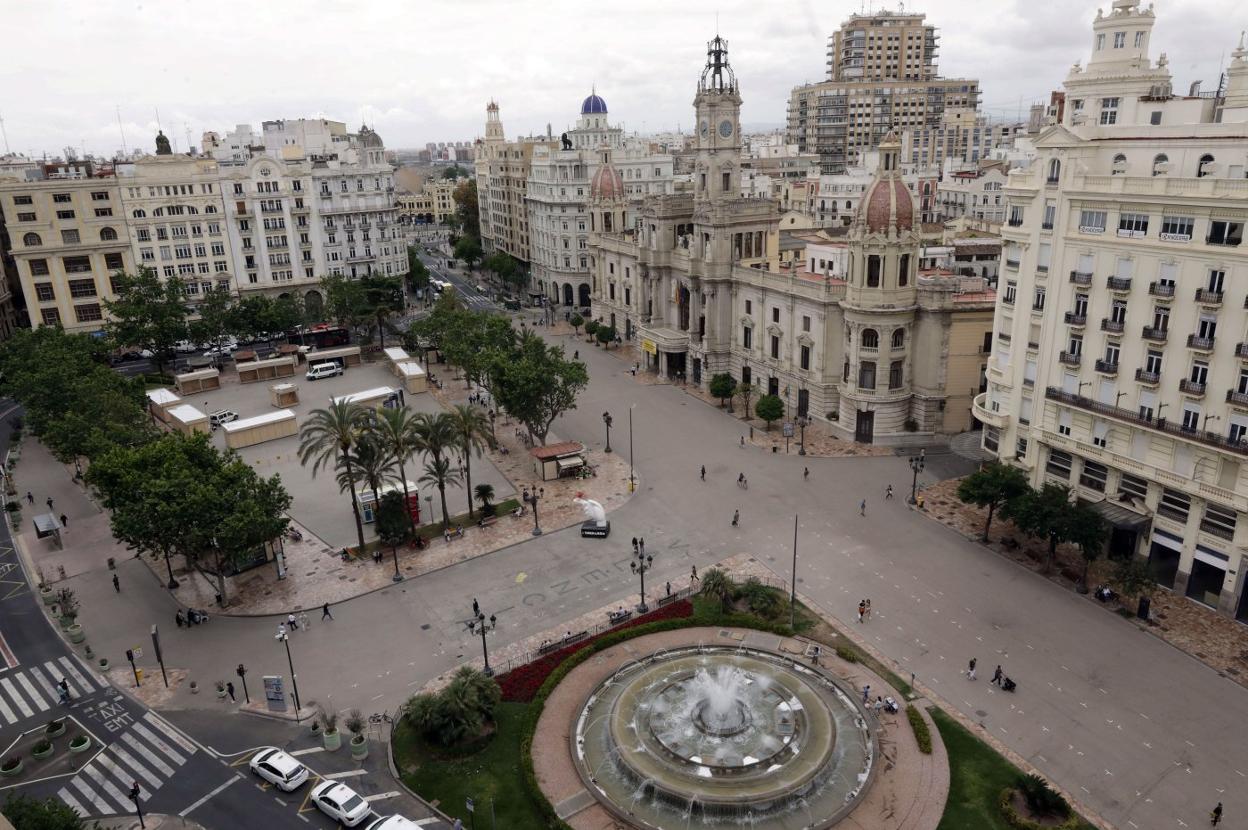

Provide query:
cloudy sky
left=1, top=0, right=1241, bottom=157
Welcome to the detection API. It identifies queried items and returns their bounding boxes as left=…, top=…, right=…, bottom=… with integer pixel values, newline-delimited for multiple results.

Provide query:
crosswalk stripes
left=57, top=713, right=197, bottom=816
left=0, top=657, right=100, bottom=725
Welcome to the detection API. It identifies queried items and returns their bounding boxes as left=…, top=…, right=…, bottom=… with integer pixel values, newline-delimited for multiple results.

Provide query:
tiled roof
left=531, top=441, right=585, bottom=460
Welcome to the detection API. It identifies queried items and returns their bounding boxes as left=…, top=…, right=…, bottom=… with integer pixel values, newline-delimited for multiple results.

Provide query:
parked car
left=209, top=410, right=239, bottom=428
left=364, top=816, right=423, bottom=830
left=310, top=780, right=371, bottom=827
left=306, top=362, right=343, bottom=381
left=248, top=747, right=309, bottom=792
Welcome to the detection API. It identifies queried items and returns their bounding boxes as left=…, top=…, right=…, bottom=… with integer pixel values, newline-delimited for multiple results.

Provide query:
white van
left=306, top=362, right=343, bottom=381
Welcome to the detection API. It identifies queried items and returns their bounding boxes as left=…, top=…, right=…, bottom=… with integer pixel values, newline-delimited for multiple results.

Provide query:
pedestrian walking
left=322, top=602, right=333, bottom=620
left=857, top=600, right=866, bottom=623
left=873, top=697, right=884, bottom=716
left=175, top=609, right=185, bottom=628
left=691, top=565, right=699, bottom=583
left=860, top=499, right=867, bottom=516
left=25, top=491, right=33, bottom=505
left=803, top=466, right=809, bottom=480
left=861, top=684, right=870, bottom=703
left=472, top=598, right=480, bottom=617
left=631, top=536, right=638, bottom=551
left=287, top=613, right=298, bottom=631
left=226, top=682, right=236, bottom=702
left=885, top=485, right=894, bottom=500
left=991, top=665, right=1003, bottom=686
left=277, top=623, right=287, bottom=638
left=60, top=513, right=68, bottom=527
left=1210, top=802, right=1223, bottom=826
left=112, top=574, right=120, bottom=593
left=731, top=509, right=740, bottom=527
left=740, top=435, right=745, bottom=447
left=299, top=612, right=310, bottom=631
left=700, top=465, right=706, bottom=481
left=46, top=496, right=54, bottom=510
left=665, top=581, right=672, bottom=597
left=639, top=537, right=645, bottom=553
left=864, top=599, right=872, bottom=620
left=966, top=658, right=977, bottom=681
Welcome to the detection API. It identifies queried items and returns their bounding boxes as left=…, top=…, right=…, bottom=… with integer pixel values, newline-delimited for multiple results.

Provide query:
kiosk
left=237, top=355, right=297, bottom=384
left=270, top=383, right=300, bottom=408
left=146, top=388, right=182, bottom=423
left=168, top=404, right=211, bottom=436
left=395, top=361, right=427, bottom=394
left=222, top=410, right=298, bottom=450
left=174, top=367, right=221, bottom=395
left=306, top=345, right=362, bottom=369
left=531, top=441, right=587, bottom=482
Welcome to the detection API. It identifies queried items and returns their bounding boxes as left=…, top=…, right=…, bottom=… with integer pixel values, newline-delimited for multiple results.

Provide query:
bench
left=537, top=631, right=588, bottom=654
left=656, top=593, right=680, bottom=607
left=477, top=516, right=498, bottom=529
left=608, top=609, right=633, bottom=625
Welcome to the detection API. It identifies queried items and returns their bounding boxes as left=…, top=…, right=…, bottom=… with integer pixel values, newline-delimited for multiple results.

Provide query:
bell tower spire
left=693, top=34, right=742, bottom=204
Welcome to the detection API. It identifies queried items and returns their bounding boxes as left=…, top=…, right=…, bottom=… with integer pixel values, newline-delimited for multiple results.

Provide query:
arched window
left=131, top=209, right=146, bottom=219
left=1152, top=154, right=1169, bottom=177
left=1047, top=158, right=1061, bottom=184
left=100, top=227, right=117, bottom=241
left=861, top=328, right=879, bottom=349
left=891, top=328, right=905, bottom=349
left=153, top=208, right=164, bottom=217
left=22, top=232, right=41, bottom=247
left=1111, top=153, right=1127, bottom=174
left=1197, top=154, right=1214, bottom=178
left=187, top=205, right=199, bottom=214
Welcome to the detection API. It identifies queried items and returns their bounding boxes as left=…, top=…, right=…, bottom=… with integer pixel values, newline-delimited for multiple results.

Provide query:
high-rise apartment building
left=475, top=103, right=553, bottom=265
left=977, top=0, right=1248, bottom=619
left=787, top=10, right=980, bottom=174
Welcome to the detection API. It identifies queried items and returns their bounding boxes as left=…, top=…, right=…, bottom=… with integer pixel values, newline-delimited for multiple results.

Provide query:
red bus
left=287, top=324, right=351, bottom=349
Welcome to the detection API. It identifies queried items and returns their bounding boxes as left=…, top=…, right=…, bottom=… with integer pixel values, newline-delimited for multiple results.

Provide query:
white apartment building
left=976, top=0, right=1248, bottom=620
left=933, top=162, right=1011, bottom=226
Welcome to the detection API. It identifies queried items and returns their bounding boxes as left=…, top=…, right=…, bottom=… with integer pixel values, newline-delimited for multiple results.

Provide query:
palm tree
left=298, top=400, right=369, bottom=551
left=474, top=483, right=495, bottom=515
left=372, top=407, right=422, bottom=539
left=335, top=435, right=399, bottom=521
left=420, top=456, right=461, bottom=529
left=447, top=404, right=492, bottom=519
left=700, top=568, right=736, bottom=614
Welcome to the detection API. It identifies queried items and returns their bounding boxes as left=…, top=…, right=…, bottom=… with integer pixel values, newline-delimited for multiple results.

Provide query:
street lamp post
left=523, top=486, right=545, bottom=536
left=470, top=609, right=497, bottom=676
left=630, top=538, right=653, bottom=613
left=603, top=411, right=613, bottom=453
left=628, top=405, right=635, bottom=492
left=797, top=415, right=808, bottom=456
left=908, top=449, right=926, bottom=505
left=276, top=628, right=303, bottom=721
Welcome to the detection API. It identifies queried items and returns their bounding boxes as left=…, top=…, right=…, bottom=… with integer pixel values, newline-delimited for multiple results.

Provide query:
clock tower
left=693, top=35, right=742, bottom=204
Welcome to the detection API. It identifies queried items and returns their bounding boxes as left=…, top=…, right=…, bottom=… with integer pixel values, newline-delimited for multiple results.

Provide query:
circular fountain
left=573, top=646, right=877, bottom=829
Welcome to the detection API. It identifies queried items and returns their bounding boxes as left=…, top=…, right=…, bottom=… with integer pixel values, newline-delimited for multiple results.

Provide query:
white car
left=209, top=410, right=238, bottom=428
left=248, top=747, right=309, bottom=792
left=364, top=816, right=425, bottom=830
left=310, top=780, right=372, bottom=827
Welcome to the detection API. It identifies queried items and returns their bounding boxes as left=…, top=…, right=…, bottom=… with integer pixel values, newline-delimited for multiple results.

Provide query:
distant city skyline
left=1, top=0, right=1240, bottom=158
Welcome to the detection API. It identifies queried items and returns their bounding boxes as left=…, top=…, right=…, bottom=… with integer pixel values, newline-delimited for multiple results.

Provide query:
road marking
left=82, top=762, right=132, bottom=812
left=0, top=628, right=17, bottom=670
left=365, top=791, right=401, bottom=802
left=131, top=721, right=187, bottom=765
left=57, top=655, right=93, bottom=693
left=0, top=677, right=32, bottom=718
left=322, top=769, right=367, bottom=779
left=121, top=731, right=175, bottom=777
left=28, top=665, right=59, bottom=701
left=178, top=776, right=238, bottom=817
left=290, top=747, right=325, bottom=757
left=57, top=789, right=88, bottom=817
left=1235, top=769, right=1245, bottom=778
left=0, top=685, right=15, bottom=723
left=143, top=712, right=198, bottom=755
left=108, top=743, right=163, bottom=790
left=1185, top=740, right=1196, bottom=747
left=15, top=671, right=48, bottom=712
left=93, top=753, right=151, bottom=801
left=72, top=776, right=114, bottom=814
left=1036, top=754, right=1048, bottom=763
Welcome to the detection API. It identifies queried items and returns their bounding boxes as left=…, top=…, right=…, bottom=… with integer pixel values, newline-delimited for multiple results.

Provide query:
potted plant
left=69, top=735, right=91, bottom=754
left=45, top=718, right=66, bottom=738
left=346, top=709, right=367, bottom=760
left=31, top=740, right=53, bottom=760
left=55, top=588, right=79, bottom=630
left=215, top=681, right=227, bottom=699
left=98, top=656, right=109, bottom=671
left=0, top=757, right=21, bottom=777
left=189, top=681, right=199, bottom=694
left=66, top=623, right=85, bottom=644
left=39, top=585, right=55, bottom=606
left=314, top=703, right=340, bottom=751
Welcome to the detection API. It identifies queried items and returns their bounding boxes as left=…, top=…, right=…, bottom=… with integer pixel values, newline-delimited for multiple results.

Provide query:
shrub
left=345, top=709, right=366, bottom=736
left=906, top=705, right=932, bottom=754
left=738, top=577, right=782, bottom=619
left=0, top=757, right=18, bottom=772
left=4, top=502, right=18, bottom=513
left=1017, top=773, right=1069, bottom=818
left=32, top=740, right=51, bottom=755
left=835, top=645, right=859, bottom=663
left=405, top=667, right=501, bottom=747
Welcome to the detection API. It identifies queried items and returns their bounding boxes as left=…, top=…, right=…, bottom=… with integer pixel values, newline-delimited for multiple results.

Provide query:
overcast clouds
left=1, top=0, right=1241, bottom=157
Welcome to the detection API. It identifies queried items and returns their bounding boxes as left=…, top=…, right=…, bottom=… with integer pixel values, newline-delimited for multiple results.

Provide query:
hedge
left=906, top=705, right=932, bottom=754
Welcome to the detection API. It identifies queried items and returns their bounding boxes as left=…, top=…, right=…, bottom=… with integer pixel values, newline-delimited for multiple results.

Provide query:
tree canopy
left=491, top=331, right=588, bottom=446
left=755, top=394, right=784, bottom=429
left=103, top=267, right=189, bottom=370
left=708, top=373, right=736, bottom=407
left=1001, top=483, right=1107, bottom=572
left=453, top=236, right=484, bottom=272
left=957, top=462, right=1030, bottom=541
left=451, top=179, right=480, bottom=238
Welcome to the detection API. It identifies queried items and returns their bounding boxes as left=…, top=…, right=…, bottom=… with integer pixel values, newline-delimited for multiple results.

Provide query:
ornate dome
left=857, top=133, right=914, bottom=234
left=590, top=160, right=624, bottom=202
left=581, top=92, right=608, bottom=115
left=357, top=124, right=384, bottom=149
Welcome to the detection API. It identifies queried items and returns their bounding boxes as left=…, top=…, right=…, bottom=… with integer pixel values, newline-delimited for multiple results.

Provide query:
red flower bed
left=497, top=599, right=692, bottom=702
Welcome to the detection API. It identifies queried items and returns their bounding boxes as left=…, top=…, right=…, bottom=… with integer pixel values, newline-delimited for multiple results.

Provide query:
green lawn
left=393, top=701, right=538, bottom=828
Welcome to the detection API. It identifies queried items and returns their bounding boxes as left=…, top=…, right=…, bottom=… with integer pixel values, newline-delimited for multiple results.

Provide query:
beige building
left=397, top=177, right=459, bottom=226
left=0, top=175, right=132, bottom=332
left=787, top=10, right=980, bottom=174
left=978, top=0, right=1248, bottom=619
left=475, top=102, right=555, bottom=264
left=591, top=38, right=994, bottom=444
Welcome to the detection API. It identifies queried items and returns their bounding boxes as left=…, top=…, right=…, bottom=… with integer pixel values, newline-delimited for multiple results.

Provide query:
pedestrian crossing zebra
left=0, top=656, right=100, bottom=725
left=56, top=712, right=197, bottom=816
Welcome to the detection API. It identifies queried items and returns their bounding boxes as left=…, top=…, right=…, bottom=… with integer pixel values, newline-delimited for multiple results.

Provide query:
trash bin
left=772, top=446, right=778, bottom=453
left=135, top=668, right=144, bottom=684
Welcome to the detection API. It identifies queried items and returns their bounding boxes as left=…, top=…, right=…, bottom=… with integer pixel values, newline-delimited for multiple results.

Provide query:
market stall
left=383, top=347, right=411, bottom=375
left=221, top=409, right=298, bottom=450
left=174, top=367, right=221, bottom=396
left=305, top=345, right=362, bottom=369
left=395, top=361, right=427, bottom=394
left=146, top=388, right=182, bottom=423
left=270, top=383, right=300, bottom=408
left=168, top=403, right=211, bottom=436
left=237, top=355, right=297, bottom=384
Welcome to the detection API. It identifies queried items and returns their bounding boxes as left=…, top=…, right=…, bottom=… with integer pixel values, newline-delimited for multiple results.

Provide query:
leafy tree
left=474, top=483, right=496, bottom=515
left=583, top=319, right=600, bottom=340
left=413, top=412, right=460, bottom=528
left=406, top=246, right=430, bottom=294
left=700, top=568, right=736, bottom=613
left=453, top=235, right=483, bottom=272
left=189, top=286, right=235, bottom=355
left=265, top=295, right=303, bottom=343
left=452, top=179, right=480, bottom=239
left=375, top=491, right=412, bottom=563
left=442, top=311, right=515, bottom=392
left=956, top=462, right=1031, bottom=541
left=2, top=792, right=95, bottom=829
left=736, top=379, right=756, bottom=419
left=448, top=404, right=492, bottom=519
left=229, top=295, right=272, bottom=344
left=569, top=313, right=584, bottom=335
left=755, top=394, right=784, bottom=429
left=359, top=272, right=405, bottom=349
left=441, top=164, right=470, bottom=180
left=708, top=373, right=737, bottom=408
left=490, top=332, right=588, bottom=446
left=1113, top=556, right=1155, bottom=600
left=298, top=401, right=370, bottom=552
left=208, top=455, right=291, bottom=604
left=408, top=291, right=464, bottom=361
left=371, top=408, right=422, bottom=540
left=320, top=273, right=368, bottom=331
left=103, top=267, right=189, bottom=372
left=1001, top=483, right=1107, bottom=573
left=595, top=324, right=617, bottom=348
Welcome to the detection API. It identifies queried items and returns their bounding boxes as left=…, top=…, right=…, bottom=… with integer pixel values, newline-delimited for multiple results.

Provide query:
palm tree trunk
left=377, top=311, right=386, bottom=349
left=437, top=482, right=450, bottom=529
left=343, top=452, right=366, bottom=552
left=463, top=450, right=474, bottom=519
left=397, top=461, right=418, bottom=539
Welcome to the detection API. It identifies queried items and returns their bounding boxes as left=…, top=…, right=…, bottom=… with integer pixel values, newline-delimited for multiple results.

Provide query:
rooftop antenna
left=116, top=105, right=128, bottom=155
left=0, top=112, right=10, bottom=154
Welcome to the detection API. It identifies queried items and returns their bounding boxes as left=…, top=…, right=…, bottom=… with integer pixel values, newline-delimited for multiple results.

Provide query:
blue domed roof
left=581, top=93, right=608, bottom=115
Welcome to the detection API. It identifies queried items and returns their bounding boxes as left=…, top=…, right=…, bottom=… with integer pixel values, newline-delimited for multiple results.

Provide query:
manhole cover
left=975, top=709, right=988, bottom=718
left=421, top=624, right=431, bottom=630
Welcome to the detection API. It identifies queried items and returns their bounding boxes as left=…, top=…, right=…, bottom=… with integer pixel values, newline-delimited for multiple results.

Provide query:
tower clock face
left=700, top=121, right=709, bottom=137
left=718, top=120, right=733, bottom=138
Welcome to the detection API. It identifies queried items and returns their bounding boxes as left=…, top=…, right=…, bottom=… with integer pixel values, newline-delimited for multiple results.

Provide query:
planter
left=349, top=735, right=368, bottom=760
left=69, top=736, right=92, bottom=754
left=32, top=742, right=53, bottom=760
left=58, top=616, right=75, bottom=631
left=190, top=683, right=199, bottom=694
left=66, top=624, right=85, bottom=644
left=45, top=720, right=66, bottom=739
left=0, top=759, right=21, bottom=777
left=216, top=689, right=227, bottom=699
left=98, top=658, right=109, bottom=671
left=322, top=729, right=341, bottom=751
left=40, top=587, right=56, bottom=606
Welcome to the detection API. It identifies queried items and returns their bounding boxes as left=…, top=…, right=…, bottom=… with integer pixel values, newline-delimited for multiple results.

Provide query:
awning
left=1091, top=499, right=1151, bottom=532
left=556, top=456, right=585, bottom=471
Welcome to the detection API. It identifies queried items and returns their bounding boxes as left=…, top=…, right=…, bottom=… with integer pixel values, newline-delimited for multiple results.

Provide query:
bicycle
left=368, top=711, right=393, bottom=725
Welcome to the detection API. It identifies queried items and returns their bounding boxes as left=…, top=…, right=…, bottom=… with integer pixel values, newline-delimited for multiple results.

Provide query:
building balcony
left=1007, top=218, right=1024, bottom=227
left=1058, top=351, right=1082, bottom=366
left=1142, top=326, right=1168, bottom=342
left=1149, top=281, right=1175, bottom=298
left=1005, top=259, right=1020, bottom=269
left=1101, top=318, right=1125, bottom=334
left=1069, top=270, right=1092, bottom=285
left=1195, top=288, right=1224, bottom=306
left=1179, top=378, right=1207, bottom=397
left=1045, top=386, right=1248, bottom=456
left=1227, top=389, right=1248, bottom=407
left=972, top=392, right=1008, bottom=428
left=1107, top=276, right=1133, bottom=292
left=1235, top=342, right=1248, bottom=359
left=1064, top=312, right=1087, bottom=327
left=1094, top=359, right=1119, bottom=375
left=1186, top=334, right=1216, bottom=352
left=1135, top=368, right=1161, bottom=385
